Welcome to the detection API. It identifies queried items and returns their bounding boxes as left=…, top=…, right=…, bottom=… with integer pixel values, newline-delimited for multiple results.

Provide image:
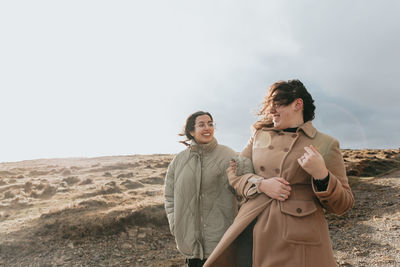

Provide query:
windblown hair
left=179, top=111, right=213, bottom=147
left=253, top=79, right=316, bottom=130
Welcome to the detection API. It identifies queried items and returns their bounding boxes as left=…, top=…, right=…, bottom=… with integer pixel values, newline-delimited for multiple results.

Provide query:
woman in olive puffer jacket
left=164, top=111, right=237, bottom=267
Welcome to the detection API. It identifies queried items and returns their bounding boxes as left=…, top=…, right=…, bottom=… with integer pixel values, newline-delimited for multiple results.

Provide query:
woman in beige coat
left=204, top=80, right=354, bottom=267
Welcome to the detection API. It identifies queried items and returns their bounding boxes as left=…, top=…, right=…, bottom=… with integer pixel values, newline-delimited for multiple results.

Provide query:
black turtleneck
left=282, top=127, right=298, bottom=133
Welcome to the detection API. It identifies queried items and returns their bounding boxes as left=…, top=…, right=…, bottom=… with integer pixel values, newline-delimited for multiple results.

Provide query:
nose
left=270, top=106, right=277, bottom=114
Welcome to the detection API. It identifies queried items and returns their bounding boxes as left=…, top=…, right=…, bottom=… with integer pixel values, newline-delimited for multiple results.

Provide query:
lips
left=273, top=115, right=280, bottom=121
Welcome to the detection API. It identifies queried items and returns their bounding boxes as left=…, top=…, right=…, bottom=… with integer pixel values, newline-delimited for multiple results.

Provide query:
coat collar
left=190, top=137, right=218, bottom=153
left=296, top=121, right=317, bottom=138
left=262, top=121, right=317, bottom=138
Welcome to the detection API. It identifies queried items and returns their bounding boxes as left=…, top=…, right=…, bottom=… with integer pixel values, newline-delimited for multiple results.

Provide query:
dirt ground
left=0, top=149, right=399, bottom=266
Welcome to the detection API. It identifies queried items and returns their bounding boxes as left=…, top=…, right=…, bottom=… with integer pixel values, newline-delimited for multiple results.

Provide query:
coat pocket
left=280, top=200, right=321, bottom=245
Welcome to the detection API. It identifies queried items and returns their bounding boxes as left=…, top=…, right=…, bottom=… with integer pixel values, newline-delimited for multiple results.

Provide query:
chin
left=274, top=123, right=285, bottom=130
left=199, top=138, right=212, bottom=144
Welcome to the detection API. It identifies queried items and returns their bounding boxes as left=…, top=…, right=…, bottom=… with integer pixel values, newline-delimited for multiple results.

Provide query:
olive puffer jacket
left=164, top=138, right=237, bottom=259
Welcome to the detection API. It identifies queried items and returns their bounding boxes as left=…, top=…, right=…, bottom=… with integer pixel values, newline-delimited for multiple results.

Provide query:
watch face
left=248, top=177, right=262, bottom=187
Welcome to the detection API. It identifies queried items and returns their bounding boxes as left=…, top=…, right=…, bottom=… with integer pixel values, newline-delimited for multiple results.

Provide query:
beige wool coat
left=204, top=121, right=354, bottom=267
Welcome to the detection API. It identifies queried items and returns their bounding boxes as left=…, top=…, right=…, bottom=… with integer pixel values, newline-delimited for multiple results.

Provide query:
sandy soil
left=0, top=149, right=399, bottom=266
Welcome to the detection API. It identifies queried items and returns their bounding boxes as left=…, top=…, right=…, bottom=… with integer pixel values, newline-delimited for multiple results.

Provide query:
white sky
left=1, top=1, right=399, bottom=163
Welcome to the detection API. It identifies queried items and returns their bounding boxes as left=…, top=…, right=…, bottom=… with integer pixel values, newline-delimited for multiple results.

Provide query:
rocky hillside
left=0, top=149, right=399, bottom=266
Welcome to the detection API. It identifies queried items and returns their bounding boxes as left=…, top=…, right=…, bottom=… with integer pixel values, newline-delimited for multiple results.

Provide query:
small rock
left=121, top=243, right=132, bottom=249
left=120, top=232, right=129, bottom=239
left=390, top=225, right=399, bottom=230
left=138, top=233, right=146, bottom=239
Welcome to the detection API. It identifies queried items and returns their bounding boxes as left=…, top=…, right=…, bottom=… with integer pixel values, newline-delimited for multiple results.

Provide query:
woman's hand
left=258, top=177, right=291, bottom=201
left=226, top=159, right=237, bottom=176
left=230, top=159, right=237, bottom=172
left=226, top=160, right=237, bottom=180
left=297, top=145, right=329, bottom=179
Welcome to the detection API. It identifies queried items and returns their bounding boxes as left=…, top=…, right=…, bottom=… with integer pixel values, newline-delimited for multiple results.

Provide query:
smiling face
left=254, top=80, right=315, bottom=131
left=189, top=114, right=215, bottom=144
left=269, top=98, right=304, bottom=130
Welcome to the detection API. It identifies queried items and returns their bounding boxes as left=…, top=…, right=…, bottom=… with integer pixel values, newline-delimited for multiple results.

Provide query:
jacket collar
left=297, top=121, right=317, bottom=138
left=262, top=121, right=317, bottom=138
left=190, top=137, right=218, bottom=153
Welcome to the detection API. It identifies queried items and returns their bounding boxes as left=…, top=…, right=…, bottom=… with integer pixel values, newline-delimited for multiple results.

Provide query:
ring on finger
left=280, top=193, right=285, bottom=198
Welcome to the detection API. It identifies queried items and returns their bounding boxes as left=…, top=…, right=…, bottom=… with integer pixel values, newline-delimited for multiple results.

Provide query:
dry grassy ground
left=0, top=149, right=399, bottom=266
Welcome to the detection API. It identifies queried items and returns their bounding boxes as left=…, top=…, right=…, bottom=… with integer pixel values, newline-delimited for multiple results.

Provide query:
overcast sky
left=1, top=1, right=399, bottom=163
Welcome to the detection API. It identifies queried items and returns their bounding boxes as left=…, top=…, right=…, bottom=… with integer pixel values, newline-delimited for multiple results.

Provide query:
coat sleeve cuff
left=246, top=176, right=263, bottom=198
left=239, top=174, right=257, bottom=198
left=312, top=171, right=338, bottom=197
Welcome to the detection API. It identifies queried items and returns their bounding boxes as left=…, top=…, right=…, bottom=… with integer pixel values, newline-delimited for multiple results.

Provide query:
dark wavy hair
left=179, top=111, right=213, bottom=146
left=253, top=79, right=316, bottom=130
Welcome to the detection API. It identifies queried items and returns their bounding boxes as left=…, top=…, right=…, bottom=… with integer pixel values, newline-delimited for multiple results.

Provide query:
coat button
left=284, top=148, right=289, bottom=152
left=296, top=208, right=302, bottom=213
left=260, top=166, right=265, bottom=171
left=268, top=145, right=274, bottom=150
left=292, top=134, right=297, bottom=138
left=274, top=168, right=280, bottom=174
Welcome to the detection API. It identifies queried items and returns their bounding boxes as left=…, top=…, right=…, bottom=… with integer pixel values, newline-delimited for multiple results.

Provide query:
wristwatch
left=247, top=176, right=264, bottom=195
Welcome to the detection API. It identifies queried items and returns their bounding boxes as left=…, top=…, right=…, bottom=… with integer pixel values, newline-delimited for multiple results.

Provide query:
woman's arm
left=227, top=135, right=292, bottom=202
left=227, top=157, right=258, bottom=200
left=226, top=133, right=261, bottom=200
left=298, top=141, right=354, bottom=215
left=164, top=157, right=176, bottom=234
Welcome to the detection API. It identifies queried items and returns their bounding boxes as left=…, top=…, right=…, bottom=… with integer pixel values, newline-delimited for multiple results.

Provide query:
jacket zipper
left=198, top=151, right=205, bottom=258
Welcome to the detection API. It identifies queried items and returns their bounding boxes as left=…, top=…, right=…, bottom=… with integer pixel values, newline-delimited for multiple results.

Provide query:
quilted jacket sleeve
left=232, top=155, right=255, bottom=176
left=312, top=138, right=355, bottom=215
left=164, top=156, right=176, bottom=234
